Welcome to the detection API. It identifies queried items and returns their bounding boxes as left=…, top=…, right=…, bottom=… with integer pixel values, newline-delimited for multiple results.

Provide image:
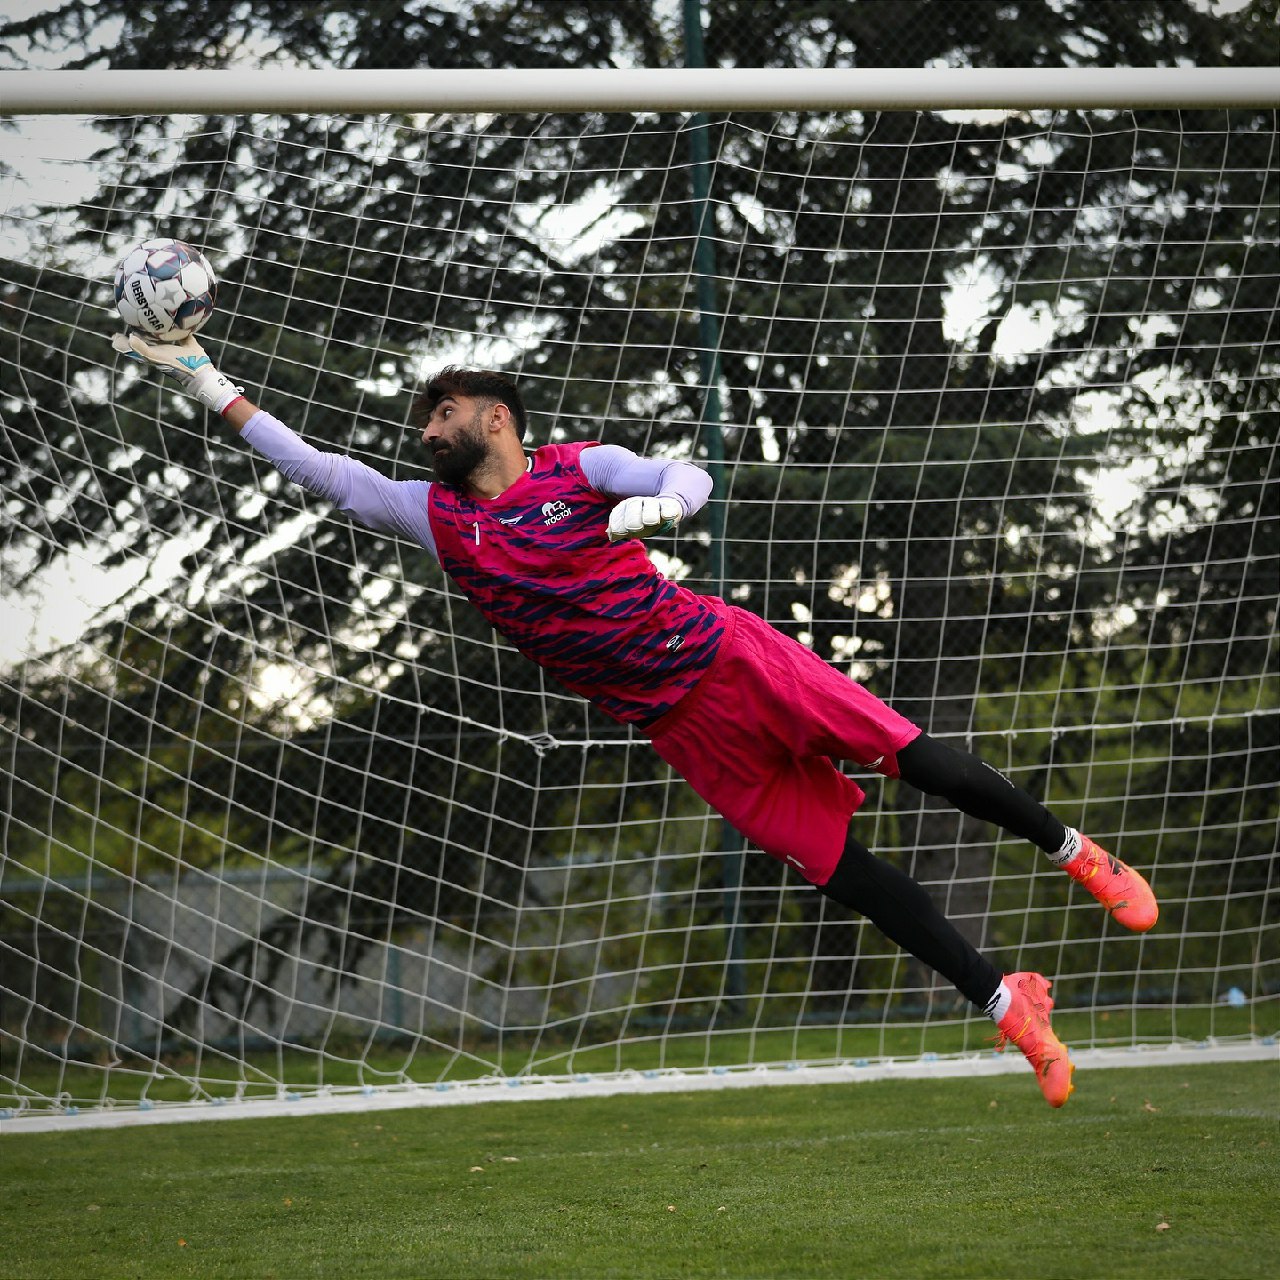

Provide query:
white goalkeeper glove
left=111, top=331, right=244, bottom=415
left=606, top=495, right=684, bottom=543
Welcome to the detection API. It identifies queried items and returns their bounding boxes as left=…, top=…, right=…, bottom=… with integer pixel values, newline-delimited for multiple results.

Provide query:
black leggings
left=896, top=733, right=1066, bottom=855
left=820, top=831, right=1002, bottom=1007
left=817, top=733, right=1068, bottom=1008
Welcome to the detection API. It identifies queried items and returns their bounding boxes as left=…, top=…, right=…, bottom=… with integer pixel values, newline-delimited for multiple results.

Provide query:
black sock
left=819, top=831, right=1002, bottom=1009
left=896, top=733, right=1067, bottom=854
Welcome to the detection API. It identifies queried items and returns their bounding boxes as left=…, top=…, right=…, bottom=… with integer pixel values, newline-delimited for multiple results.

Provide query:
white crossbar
left=2, top=66, right=1278, bottom=115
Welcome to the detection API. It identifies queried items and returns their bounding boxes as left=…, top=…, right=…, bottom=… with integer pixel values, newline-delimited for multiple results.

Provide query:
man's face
left=422, top=395, right=491, bottom=486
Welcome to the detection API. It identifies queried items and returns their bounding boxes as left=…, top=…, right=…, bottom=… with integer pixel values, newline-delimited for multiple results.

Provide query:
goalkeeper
left=114, top=332, right=1160, bottom=1109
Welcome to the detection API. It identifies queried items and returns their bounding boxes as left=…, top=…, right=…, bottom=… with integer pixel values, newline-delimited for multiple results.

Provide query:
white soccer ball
left=113, top=237, right=217, bottom=341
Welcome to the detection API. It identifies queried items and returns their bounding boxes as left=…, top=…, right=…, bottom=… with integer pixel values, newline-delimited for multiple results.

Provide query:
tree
left=2, top=0, right=1275, bottom=1043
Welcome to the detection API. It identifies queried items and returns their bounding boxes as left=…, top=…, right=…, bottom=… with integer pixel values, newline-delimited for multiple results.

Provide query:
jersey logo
left=541, top=500, right=573, bottom=526
left=665, top=633, right=685, bottom=651
left=497, top=514, right=524, bottom=525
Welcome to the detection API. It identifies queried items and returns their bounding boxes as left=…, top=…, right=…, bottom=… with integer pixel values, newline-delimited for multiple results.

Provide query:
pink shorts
left=645, top=607, right=920, bottom=886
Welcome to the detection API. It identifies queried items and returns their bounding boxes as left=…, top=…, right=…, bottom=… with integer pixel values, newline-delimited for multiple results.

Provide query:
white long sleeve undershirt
left=239, top=410, right=713, bottom=559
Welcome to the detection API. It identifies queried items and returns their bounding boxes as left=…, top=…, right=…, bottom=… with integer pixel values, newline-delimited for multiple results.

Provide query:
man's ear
left=485, top=401, right=512, bottom=433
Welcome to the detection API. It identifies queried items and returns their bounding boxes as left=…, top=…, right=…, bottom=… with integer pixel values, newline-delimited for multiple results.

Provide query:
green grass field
left=6, top=1060, right=1275, bottom=1279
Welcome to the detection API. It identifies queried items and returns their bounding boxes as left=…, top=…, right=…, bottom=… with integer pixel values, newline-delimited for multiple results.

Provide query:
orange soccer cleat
left=1063, top=836, right=1159, bottom=932
left=996, top=972, right=1075, bottom=1108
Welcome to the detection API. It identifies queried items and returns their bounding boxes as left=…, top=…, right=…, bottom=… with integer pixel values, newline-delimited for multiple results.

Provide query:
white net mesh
left=2, top=104, right=1276, bottom=1119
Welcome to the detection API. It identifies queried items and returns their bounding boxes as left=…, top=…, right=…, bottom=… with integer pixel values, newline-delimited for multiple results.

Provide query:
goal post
left=1, top=69, right=1277, bottom=1130
left=2, top=66, right=1278, bottom=113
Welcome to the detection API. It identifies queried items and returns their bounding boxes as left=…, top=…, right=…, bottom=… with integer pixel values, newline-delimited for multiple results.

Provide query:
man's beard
left=430, top=413, right=489, bottom=486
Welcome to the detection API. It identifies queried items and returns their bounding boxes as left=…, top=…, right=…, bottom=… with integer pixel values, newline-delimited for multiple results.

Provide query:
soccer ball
left=113, top=237, right=217, bottom=341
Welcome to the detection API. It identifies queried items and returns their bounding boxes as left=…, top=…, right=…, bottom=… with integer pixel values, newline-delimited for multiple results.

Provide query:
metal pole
left=4, top=67, right=1277, bottom=114
left=683, top=0, right=746, bottom=1016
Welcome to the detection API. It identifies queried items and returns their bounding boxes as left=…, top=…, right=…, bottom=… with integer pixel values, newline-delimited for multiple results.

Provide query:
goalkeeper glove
left=606, top=495, right=683, bottom=543
left=111, top=331, right=244, bottom=415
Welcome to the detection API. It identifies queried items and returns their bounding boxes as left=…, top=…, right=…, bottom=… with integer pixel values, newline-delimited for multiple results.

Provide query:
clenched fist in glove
left=606, top=495, right=684, bottom=543
left=111, top=331, right=244, bottom=416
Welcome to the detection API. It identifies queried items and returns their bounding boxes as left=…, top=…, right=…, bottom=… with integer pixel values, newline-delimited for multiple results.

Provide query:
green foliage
left=1, top=0, right=1276, bottom=1053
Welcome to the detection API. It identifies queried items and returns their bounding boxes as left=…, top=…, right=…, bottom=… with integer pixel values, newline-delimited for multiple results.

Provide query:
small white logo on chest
left=541, top=500, right=573, bottom=526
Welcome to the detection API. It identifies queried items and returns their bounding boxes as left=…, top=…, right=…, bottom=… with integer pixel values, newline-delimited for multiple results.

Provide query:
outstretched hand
left=110, top=330, right=243, bottom=415
left=606, top=495, right=683, bottom=543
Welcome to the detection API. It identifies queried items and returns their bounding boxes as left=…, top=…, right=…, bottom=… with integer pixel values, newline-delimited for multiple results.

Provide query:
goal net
left=2, top=81, right=1277, bottom=1125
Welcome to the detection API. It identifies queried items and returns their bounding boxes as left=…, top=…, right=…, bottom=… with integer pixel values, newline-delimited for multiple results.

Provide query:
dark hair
left=412, top=366, right=528, bottom=441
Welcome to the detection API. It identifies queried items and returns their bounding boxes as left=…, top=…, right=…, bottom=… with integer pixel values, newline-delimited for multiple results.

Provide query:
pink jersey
left=427, top=441, right=728, bottom=725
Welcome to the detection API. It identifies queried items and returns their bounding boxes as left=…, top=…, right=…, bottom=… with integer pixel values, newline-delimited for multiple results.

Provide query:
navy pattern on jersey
left=427, top=441, right=727, bottom=725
